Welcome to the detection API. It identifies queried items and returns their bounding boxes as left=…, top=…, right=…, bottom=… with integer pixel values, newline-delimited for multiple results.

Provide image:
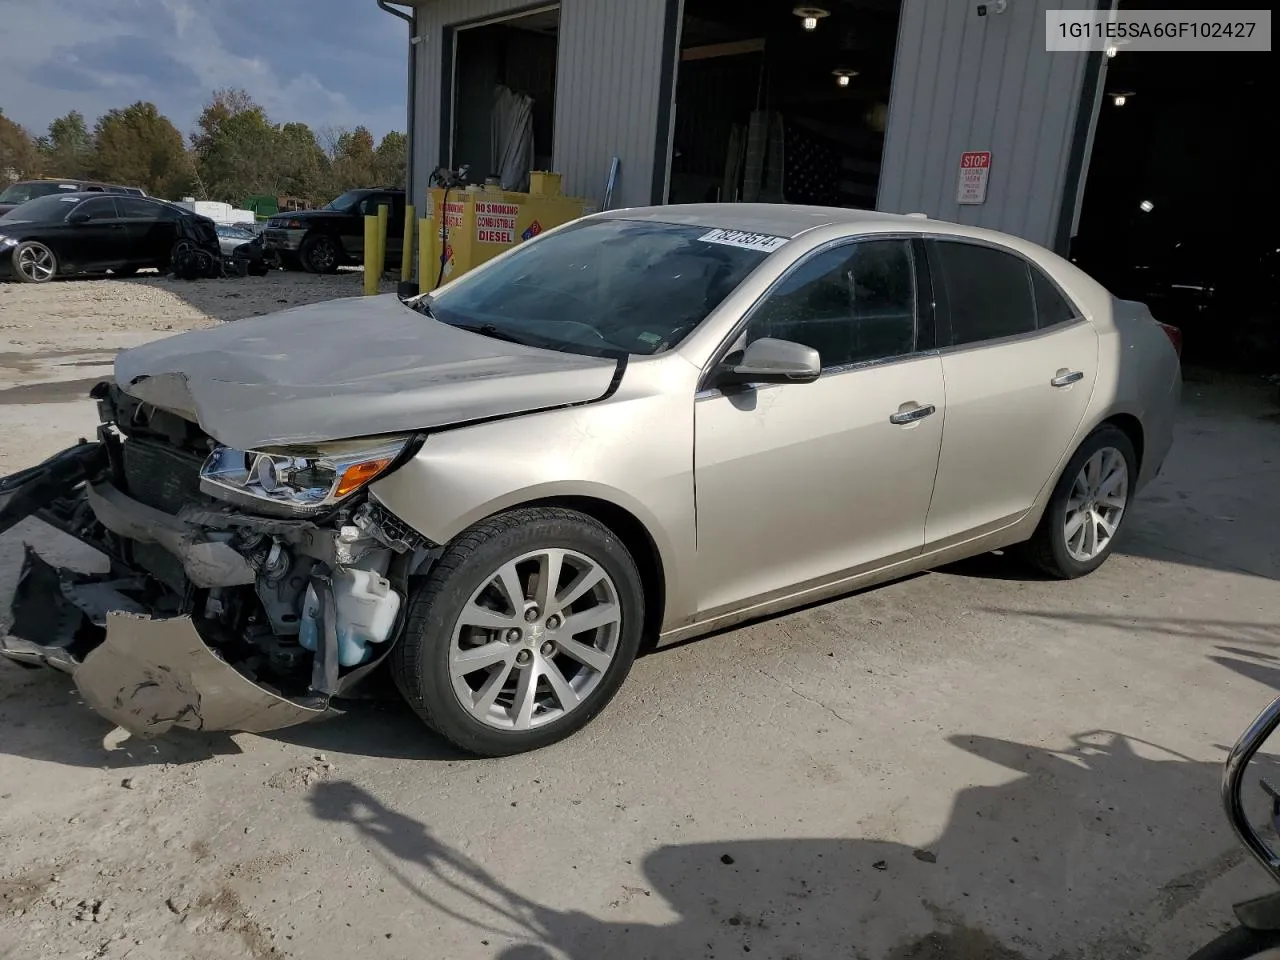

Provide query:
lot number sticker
left=698, top=228, right=789, bottom=253
left=476, top=201, right=519, bottom=244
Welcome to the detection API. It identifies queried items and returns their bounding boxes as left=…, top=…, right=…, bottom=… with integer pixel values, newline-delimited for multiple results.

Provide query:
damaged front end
left=0, top=383, right=434, bottom=737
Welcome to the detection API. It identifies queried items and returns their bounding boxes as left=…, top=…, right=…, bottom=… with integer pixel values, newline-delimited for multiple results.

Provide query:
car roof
left=597, top=203, right=927, bottom=239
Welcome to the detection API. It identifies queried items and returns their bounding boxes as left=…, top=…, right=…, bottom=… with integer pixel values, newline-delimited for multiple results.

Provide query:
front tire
left=12, top=241, right=57, bottom=283
left=299, top=233, right=339, bottom=274
left=1023, top=424, right=1137, bottom=579
left=1187, top=927, right=1280, bottom=960
left=391, top=507, right=644, bottom=757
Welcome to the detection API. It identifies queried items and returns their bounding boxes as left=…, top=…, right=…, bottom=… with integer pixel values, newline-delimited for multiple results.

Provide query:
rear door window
left=119, top=198, right=160, bottom=220
left=931, top=240, right=1036, bottom=345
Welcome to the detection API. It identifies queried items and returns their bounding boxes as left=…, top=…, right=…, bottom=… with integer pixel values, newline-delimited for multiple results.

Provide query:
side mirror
left=719, top=338, right=821, bottom=386
left=67, top=212, right=91, bottom=224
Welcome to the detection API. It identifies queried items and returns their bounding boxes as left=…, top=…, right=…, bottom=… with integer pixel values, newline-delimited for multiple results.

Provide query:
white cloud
left=0, top=0, right=406, bottom=139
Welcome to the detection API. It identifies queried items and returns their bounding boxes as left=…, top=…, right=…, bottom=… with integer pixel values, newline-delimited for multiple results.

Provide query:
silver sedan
left=0, top=204, right=1181, bottom=756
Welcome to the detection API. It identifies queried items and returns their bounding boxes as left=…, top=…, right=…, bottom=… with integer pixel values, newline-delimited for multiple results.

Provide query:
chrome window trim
left=697, top=232, right=926, bottom=394
left=935, top=315, right=1089, bottom=357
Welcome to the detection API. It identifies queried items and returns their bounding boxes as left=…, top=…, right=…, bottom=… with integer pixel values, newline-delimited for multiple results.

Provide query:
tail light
left=1157, top=321, right=1182, bottom=359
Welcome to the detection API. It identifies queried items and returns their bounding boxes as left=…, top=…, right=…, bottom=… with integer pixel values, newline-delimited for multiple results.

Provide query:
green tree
left=39, top=110, right=93, bottom=178
left=0, top=109, right=42, bottom=181
left=328, top=126, right=378, bottom=193
left=276, top=121, right=330, bottom=203
left=92, top=102, right=191, bottom=196
left=193, top=89, right=270, bottom=202
left=193, top=89, right=336, bottom=205
left=374, top=130, right=407, bottom=189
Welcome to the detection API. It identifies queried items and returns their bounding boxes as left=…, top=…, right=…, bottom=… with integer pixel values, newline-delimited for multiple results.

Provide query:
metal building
left=382, top=0, right=1104, bottom=254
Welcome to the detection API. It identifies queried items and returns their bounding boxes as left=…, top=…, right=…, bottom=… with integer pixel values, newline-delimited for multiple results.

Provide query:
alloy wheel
left=449, top=548, right=622, bottom=731
left=16, top=243, right=55, bottom=282
left=1063, top=446, right=1129, bottom=562
left=310, top=237, right=336, bottom=270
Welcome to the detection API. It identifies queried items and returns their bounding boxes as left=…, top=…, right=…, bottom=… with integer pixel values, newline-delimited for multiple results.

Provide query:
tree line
left=0, top=89, right=406, bottom=206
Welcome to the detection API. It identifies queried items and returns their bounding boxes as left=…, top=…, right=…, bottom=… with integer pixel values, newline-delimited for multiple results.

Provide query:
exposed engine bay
left=0, top=382, right=436, bottom=737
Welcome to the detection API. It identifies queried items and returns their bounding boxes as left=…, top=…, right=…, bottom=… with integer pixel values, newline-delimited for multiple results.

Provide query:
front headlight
left=199, top=436, right=411, bottom=517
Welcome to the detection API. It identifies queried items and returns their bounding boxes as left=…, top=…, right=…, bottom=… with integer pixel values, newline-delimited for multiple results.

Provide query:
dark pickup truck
left=262, top=187, right=405, bottom=273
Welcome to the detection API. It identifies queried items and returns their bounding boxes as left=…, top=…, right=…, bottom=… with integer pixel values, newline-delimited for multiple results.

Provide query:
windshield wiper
left=446, top=321, right=543, bottom=348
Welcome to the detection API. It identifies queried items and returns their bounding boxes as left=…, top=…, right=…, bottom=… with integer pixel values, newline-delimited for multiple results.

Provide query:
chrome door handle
left=889, top=403, right=936, bottom=425
left=1051, top=370, right=1085, bottom=387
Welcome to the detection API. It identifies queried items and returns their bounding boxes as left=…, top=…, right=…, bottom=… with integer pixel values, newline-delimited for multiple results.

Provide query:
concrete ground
left=2, top=276, right=1279, bottom=959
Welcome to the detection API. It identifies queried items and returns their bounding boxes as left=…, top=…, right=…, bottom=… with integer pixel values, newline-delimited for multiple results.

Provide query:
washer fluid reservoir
left=299, top=569, right=402, bottom=667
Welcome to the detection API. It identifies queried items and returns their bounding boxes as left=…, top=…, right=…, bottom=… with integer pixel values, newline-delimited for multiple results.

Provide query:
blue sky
left=1, top=0, right=409, bottom=141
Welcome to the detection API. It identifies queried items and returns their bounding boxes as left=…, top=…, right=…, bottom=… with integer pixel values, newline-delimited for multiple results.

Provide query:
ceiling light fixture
left=1140, top=200, right=1154, bottom=212
left=794, top=6, right=830, bottom=31
left=1110, top=91, right=1134, bottom=106
left=833, top=68, right=858, bottom=87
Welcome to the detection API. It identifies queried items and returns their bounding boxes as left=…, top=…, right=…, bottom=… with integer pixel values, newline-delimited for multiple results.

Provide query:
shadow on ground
left=305, top=728, right=1261, bottom=959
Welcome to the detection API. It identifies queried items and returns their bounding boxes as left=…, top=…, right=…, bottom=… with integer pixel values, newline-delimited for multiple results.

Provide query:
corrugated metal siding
left=877, top=0, right=1098, bottom=250
left=411, top=0, right=671, bottom=211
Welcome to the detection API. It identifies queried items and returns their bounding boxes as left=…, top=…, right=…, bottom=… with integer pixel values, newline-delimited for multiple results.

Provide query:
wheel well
left=528, top=496, right=667, bottom=650
left=1101, top=413, right=1144, bottom=473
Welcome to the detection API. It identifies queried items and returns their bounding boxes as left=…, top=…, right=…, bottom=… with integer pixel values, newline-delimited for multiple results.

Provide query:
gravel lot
left=2, top=273, right=1279, bottom=960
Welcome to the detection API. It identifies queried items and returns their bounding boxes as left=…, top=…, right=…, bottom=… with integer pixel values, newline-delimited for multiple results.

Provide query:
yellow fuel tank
left=420, top=172, right=594, bottom=289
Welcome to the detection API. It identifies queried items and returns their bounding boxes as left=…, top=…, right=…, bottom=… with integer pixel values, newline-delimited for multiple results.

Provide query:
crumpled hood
left=114, top=294, right=619, bottom=450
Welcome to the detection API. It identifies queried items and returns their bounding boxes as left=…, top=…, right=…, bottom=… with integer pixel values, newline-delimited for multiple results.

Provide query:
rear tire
left=1187, top=927, right=1280, bottom=960
left=391, top=507, right=644, bottom=757
left=1022, top=424, right=1137, bottom=579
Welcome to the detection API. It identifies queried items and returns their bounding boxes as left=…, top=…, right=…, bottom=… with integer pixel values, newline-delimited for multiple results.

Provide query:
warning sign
left=521, top=220, right=543, bottom=242
left=475, top=200, right=518, bottom=244
left=957, top=151, right=991, bottom=205
left=441, top=201, right=464, bottom=228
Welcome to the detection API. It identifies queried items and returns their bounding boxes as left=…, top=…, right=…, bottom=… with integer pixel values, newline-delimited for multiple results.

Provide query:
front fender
left=367, top=383, right=698, bottom=628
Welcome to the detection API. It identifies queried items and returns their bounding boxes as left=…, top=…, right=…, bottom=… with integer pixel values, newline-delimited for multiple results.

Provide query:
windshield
left=324, top=190, right=366, bottom=211
left=0, top=181, right=79, bottom=204
left=424, top=219, right=778, bottom=356
left=0, top=193, right=83, bottom=222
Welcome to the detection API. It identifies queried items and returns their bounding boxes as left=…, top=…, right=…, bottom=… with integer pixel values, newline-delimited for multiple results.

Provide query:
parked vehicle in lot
left=0, top=178, right=145, bottom=217
left=214, top=221, right=262, bottom=258
left=0, top=193, right=218, bottom=283
left=262, top=187, right=405, bottom=273
left=1189, top=695, right=1280, bottom=959
left=0, top=205, right=1181, bottom=756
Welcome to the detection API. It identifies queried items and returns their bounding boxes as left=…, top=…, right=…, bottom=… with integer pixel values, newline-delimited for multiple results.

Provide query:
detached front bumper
left=2, top=439, right=413, bottom=739
left=2, top=538, right=326, bottom=738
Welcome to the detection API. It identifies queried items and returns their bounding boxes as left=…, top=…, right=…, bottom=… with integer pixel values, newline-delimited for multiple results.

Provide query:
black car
left=0, top=178, right=146, bottom=218
left=263, top=187, right=405, bottom=273
left=0, top=193, right=218, bottom=283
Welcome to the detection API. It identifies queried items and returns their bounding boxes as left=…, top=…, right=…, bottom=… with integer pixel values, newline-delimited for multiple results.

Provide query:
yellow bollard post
left=376, top=203, right=389, bottom=283
left=400, top=204, right=415, bottom=283
left=362, top=215, right=379, bottom=296
left=418, top=217, right=432, bottom=294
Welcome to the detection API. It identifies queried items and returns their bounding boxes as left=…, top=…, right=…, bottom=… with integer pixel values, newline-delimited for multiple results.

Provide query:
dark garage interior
left=448, top=6, right=560, bottom=191
left=668, top=0, right=902, bottom=210
left=1071, top=8, right=1276, bottom=372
